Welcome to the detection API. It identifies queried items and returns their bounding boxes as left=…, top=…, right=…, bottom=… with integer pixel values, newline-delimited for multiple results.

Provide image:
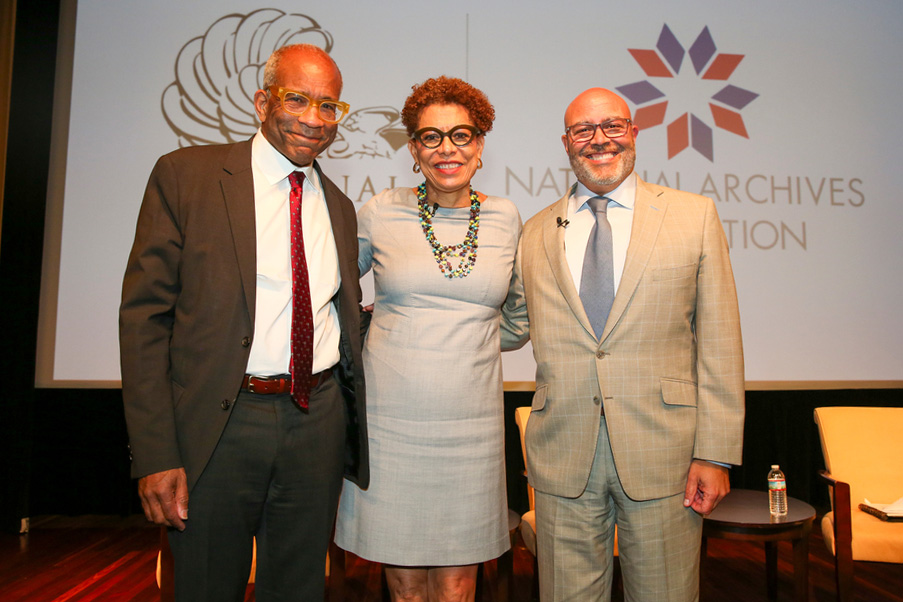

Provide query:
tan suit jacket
left=502, top=176, right=744, bottom=501
left=120, top=139, right=368, bottom=493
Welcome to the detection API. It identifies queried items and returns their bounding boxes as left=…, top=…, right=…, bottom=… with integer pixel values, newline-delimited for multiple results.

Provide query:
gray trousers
left=536, top=416, right=703, bottom=602
left=169, top=375, right=345, bottom=602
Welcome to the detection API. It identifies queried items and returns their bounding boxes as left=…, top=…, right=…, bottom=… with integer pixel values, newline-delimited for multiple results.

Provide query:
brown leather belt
left=241, top=368, right=333, bottom=395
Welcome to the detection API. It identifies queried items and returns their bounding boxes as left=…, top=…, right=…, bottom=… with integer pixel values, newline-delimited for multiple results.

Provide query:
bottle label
left=768, top=478, right=786, bottom=492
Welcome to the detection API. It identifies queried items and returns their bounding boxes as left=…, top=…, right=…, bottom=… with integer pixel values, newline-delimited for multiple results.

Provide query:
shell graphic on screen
left=161, top=8, right=405, bottom=161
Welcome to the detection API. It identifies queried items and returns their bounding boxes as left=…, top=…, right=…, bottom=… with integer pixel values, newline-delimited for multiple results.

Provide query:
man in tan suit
left=120, top=45, right=367, bottom=601
left=502, top=88, right=744, bottom=601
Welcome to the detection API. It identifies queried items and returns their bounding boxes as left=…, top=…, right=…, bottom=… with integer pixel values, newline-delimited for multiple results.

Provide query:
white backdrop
left=37, top=0, right=903, bottom=387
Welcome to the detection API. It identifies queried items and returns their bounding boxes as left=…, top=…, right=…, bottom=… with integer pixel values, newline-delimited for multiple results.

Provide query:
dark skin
left=137, top=47, right=344, bottom=531
left=139, top=467, right=188, bottom=530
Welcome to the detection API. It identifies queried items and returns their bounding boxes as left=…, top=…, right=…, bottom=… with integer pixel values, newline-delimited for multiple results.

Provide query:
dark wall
left=19, top=388, right=903, bottom=520
left=29, top=389, right=135, bottom=517
left=505, top=389, right=903, bottom=516
left=0, top=0, right=60, bottom=533
left=734, top=389, right=903, bottom=510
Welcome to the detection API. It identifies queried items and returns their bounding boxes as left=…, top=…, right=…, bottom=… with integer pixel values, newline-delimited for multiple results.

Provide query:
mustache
left=580, top=141, right=624, bottom=156
left=293, top=124, right=324, bottom=137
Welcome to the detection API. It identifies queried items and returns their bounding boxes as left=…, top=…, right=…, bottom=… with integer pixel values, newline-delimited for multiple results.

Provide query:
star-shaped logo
left=616, top=25, right=758, bottom=161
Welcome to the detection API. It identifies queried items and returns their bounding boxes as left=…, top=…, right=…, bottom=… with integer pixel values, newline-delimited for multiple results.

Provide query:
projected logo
left=161, top=9, right=406, bottom=159
left=327, top=107, right=408, bottom=159
left=616, top=25, right=758, bottom=161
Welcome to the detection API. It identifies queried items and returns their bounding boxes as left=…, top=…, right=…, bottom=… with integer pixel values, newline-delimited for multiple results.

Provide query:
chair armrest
left=819, top=469, right=850, bottom=491
left=818, top=469, right=839, bottom=487
left=819, top=469, right=852, bottom=540
left=819, top=469, right=853, bottom=600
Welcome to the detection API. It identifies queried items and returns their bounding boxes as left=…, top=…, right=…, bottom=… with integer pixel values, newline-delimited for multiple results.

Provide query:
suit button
left=241, top=336, right=251, bottom=347
left=221, top=399, right=231, bottom=410
left=593, top=396, right=601, bottom=405
left=596, top=350, right=607, bottom=359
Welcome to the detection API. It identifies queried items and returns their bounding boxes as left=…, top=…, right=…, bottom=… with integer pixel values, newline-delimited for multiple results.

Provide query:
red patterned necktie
left=288, top=171, right=313, bottom=409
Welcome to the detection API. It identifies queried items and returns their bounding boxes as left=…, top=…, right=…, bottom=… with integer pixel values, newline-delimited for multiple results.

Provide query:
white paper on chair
left=862, top=496, right=903, bottom=517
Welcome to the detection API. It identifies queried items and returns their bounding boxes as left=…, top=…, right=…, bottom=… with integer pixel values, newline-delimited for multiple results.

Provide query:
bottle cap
left=771, top=464, right=779, bottom=469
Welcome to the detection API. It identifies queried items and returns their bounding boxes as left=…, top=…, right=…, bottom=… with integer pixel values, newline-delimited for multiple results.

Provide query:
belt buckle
left=247, top=375, right=274, bottom=394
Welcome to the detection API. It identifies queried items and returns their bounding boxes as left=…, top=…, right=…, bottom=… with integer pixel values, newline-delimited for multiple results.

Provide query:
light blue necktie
left=579, top=197, right=614, bottom=338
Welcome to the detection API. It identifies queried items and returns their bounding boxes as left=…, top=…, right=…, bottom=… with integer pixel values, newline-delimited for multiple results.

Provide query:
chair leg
left=497, top=549, right=514, bottom=602
left=380, top=564, right=391, bottom=601
left=159, top=527, right=175, bottom=602
left=326, top=541, right=345, bottom=602
left=477, top=559, right=499, bottom=602
left=613, top=555, right=623, bottom=598
left=530, top=554, right=539, bottom=602
left=833, top=482, right=854, bottom=602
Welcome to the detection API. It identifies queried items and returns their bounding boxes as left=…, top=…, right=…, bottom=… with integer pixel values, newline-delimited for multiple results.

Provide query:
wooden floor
left=1, top=514, right=900, bottom=601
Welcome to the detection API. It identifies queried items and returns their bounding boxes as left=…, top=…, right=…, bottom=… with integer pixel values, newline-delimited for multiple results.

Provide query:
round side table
left=702, top=489, right=815, bottom=601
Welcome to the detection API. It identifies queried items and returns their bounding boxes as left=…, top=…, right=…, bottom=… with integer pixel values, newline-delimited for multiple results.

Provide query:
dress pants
left=535, top=416, right=703, bottom=602
left=169, top=375, right=345, bottom=602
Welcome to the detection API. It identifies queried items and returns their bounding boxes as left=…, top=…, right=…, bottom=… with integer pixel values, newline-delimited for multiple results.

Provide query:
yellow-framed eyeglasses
left=268, top=86, right=350, bottom=124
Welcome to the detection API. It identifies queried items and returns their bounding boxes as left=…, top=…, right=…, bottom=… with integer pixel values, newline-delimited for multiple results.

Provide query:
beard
left=569, top=141, right=636, bottom=192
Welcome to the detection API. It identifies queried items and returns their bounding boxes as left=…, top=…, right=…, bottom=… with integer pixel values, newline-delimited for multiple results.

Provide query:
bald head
left=263, top=44, right=343, bottom=92
left=564, top=88, right=631, bottom=129
left=562, top=88, right=639, bottom=194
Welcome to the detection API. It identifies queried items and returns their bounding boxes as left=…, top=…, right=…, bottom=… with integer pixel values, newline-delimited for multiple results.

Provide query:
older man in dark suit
left=120, top=44, right=367, bottom=601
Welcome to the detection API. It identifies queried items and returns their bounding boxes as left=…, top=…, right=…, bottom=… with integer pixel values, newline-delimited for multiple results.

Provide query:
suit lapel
left=221, top=140, right=257, bottom=322
left=601, top=177, right=667, bottom=341
left=542, top=193, right=595, bottom=337
left=316, top=162, right=353, bottom=285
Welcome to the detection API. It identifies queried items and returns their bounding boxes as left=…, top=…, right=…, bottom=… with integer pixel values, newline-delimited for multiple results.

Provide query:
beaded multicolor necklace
left=416, top=181, right=481, bottom=279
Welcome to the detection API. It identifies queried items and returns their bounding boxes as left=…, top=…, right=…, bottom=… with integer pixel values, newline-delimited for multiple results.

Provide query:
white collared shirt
left=565, top=172, right=637, bottom=293
left=245, top=130, right=341, bottom=376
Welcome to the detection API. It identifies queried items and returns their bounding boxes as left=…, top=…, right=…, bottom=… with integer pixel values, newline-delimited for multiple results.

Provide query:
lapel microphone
left=556, top=217, right=570, bottom=228
left=431, top=203, right=439, bottom=216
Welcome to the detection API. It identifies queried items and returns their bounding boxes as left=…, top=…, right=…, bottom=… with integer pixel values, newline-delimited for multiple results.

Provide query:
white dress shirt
left=245, top=130, right=341, bottom=376
left=565, top=172, right=637, bottom=294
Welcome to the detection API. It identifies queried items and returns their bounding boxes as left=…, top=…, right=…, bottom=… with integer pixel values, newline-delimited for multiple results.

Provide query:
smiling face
left=253, top=47, right=343, bottom=166
left=562, top=88, right=639, bottom=195
left=408, top=103, right=484, bottom=207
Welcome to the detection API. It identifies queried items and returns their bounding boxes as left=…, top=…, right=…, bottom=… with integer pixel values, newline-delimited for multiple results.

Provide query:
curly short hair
left=401, top=76, right=495, bottom=137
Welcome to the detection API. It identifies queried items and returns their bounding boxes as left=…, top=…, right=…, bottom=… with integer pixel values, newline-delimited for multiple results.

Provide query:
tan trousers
left=535, top=416, right=703, bottom=602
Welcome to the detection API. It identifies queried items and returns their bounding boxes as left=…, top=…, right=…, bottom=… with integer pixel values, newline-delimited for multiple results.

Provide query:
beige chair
left=514, top=407, right=537, bottom=556
left=515, top=406, right=618, bottom=596
left=814, top=406, right=903, bottom=602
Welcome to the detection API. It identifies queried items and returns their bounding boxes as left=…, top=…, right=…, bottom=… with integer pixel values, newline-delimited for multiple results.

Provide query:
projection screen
left=36, top=0, right=903, bottom=389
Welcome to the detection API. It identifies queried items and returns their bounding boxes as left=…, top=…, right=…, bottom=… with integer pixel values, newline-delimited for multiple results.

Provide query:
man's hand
left=138, top=468, right=189, bottom=531
left=683, top=459, right=730, bottom=516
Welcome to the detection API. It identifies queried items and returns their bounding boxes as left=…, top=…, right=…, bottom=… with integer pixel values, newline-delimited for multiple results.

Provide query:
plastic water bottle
left=768, top=464, right=788, bottom=517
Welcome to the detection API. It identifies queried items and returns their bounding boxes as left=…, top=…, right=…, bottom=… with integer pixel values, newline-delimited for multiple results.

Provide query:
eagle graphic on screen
left=328, top=107, right=409, bottom=159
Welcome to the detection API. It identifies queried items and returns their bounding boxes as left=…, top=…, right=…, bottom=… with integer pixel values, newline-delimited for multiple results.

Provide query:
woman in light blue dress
left=335, top=76, right=522, bottom=601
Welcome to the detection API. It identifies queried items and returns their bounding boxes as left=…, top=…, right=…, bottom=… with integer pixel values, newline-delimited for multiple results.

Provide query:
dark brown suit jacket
left=120, top=139, right=368, bottom=493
